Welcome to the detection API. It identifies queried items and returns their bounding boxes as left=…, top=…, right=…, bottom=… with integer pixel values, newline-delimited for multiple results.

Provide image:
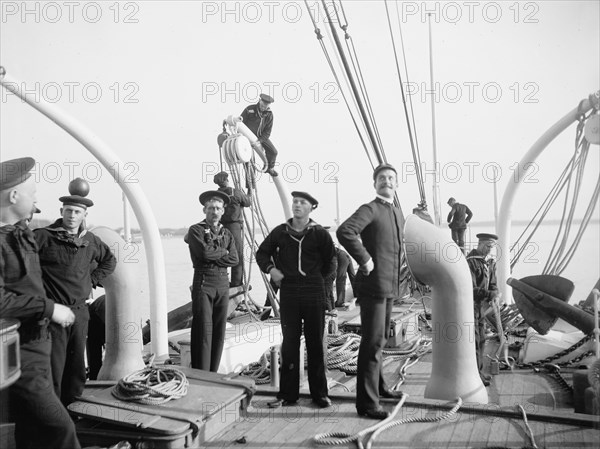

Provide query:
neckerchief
left=45, top=219, right=89, bottom=248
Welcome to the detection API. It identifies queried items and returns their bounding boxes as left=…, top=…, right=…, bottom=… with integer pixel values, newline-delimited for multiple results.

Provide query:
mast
left=321, top=0, right=383, bottom=161
left=334, top=176, right=340, bottom=226
left=427, top=13, right=442, bottom=226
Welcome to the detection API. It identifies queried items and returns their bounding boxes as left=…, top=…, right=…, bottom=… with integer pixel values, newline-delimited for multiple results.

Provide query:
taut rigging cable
left=510, top=108, right=599, bottom=275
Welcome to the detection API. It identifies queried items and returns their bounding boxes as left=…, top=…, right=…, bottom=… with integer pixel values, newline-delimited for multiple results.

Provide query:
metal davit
left=404, top=214, right=488, bottom=404
left=0, top=67, right=170, bottom=359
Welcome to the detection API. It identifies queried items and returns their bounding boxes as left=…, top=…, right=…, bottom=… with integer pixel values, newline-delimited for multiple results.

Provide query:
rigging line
left=328, top=0, right=383, bottom=162
left=543, top=131, right=588, bottom=274
left=555, top=174, right=600, bottom=275
left=510, top=139, right=589, bottom=269
left=342, top=27, right=385, bottom=159
left=336, top=0, right=387, bottom=162
left=522, top=158, right=576, bottom=271
left=510, top=157, right=574, bottom=267
left=304, top=0, right=376, bottom=167
left=549, top=144, right=592, bottom=275
left=321, top=0, right=384, bottom=162
left=511, top=150, right=580, bottom=273
left=384, top=0, right=426, bottom=202
left=395, top=1, right=423, bottom=169
left=510, top=160, right=571, bottom=250
left=325, top=32, right=379, bottom=169
left=324, top=22, right=374, bottom=154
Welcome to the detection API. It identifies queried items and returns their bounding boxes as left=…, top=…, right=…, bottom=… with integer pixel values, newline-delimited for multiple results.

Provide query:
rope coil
left=313, top=395, right=463, bottom=449
left=111, top=366, right=189, bottom=405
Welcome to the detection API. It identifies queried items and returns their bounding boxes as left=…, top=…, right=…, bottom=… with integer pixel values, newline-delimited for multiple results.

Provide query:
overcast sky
left=1, top=1, right=598, bottom=231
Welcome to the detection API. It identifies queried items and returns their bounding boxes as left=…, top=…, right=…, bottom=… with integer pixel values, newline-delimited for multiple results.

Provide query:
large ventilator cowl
left=404, top=214, right=488, bottom=404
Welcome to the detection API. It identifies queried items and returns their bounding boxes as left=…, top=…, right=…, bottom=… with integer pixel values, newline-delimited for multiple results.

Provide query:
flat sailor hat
left=199, top=190, right=230, bottom=206
left=291, top=191, right=318, bottom=209
left=0, top=157, right=35, bottom=190
left=476, top=233, right=498, bottom=241
left=259, top=93, right=274, bottom=103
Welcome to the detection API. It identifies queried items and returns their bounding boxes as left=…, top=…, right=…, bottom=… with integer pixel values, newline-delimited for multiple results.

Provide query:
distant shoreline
left=28, top=217, right=598, bottom=236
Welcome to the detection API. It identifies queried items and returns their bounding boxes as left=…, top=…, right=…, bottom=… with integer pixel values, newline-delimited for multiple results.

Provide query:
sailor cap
left=199, top=190, right=230, bottom=206
left=259, top=93, right=274, bottom=103
left=59, top=195, right=94, bottom=209
left=292, top=191, right=318, bottom=209
left=0, top=157, right=35, bottom=191
left=476, top=233, right=498, bottom=241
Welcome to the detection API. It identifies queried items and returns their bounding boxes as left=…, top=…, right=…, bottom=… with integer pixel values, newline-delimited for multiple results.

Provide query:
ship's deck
left=204, top=298, right=599, bottom=448
left=69, top=296, right=599, bottom=449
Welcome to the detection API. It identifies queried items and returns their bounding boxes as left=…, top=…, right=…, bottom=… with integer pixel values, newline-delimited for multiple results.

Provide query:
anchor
left=507, top=275, right=595, bottom=335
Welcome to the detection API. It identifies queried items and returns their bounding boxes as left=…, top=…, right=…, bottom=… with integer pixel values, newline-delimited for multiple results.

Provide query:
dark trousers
left=473, top=300, right=487, bottom=372
left=278, top=284, right=328, bottom=402
left=356, top=297, right=393, bottom=412
left=10, top=330, right=81, bottom=449
left=86, top=301, right=105, bottom=380
left=224, top=222, right=244, bottom=288
left=261, top=138, right=278, bottom=169
left=451, top=227, right=466, bottom=253
left=191, top=270, right=230, bottom=372
left=264, top=278, right=279, bottom=308
left=50, top=304, right=89, bottom=405
left=325, top=275, right=335, bottom=311
left=335, top=255, right=355, bottom=306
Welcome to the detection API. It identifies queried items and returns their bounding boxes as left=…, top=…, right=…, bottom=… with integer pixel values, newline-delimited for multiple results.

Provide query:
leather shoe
left=357, top=408, right=389, bottom=420
left=313, top=397, right=332, bottom=408
left=267, top=399, right=297, bottom=408
left=480, top=373, right=492, bottom=381
left=380, top=389, right=403, bottom=399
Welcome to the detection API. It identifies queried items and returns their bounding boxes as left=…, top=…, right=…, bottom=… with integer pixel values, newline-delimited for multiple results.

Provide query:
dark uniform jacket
left=240, top=102, right=274, bottom=142
left=218, top=186, right=251, bottom=224
left=256, top=219, right=336, bottom=281
left=466, top=248, right=498, bottom=302
left=34, top=220, right=117, bottom=305
left=337, top=198, right=404, bottom=298
left=186, top=220, right=238, bottom=269
left=0, top=221, right=55, bottom=337
left=447, top=202, right=473, bottom=229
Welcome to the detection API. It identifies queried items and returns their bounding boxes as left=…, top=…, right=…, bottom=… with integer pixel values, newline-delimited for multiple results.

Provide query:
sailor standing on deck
left=466, top=232, right=500, bottom=387
left=256, top=191, right=336, bottom=409
left=447, top=197, right=473, bottom=254
left=186, top=190, right=238, bottom=371
left=34, top=184, right=117, bottom=405
left=0, top=157, right=81, bottom=449
left=213, top=171, right=251, bottom=288
left=337, top=163, right=405, bottom=420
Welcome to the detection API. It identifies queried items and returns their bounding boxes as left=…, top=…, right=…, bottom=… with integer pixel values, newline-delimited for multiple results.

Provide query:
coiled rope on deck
left=313, top=395, right=462, bottom=449
left=240, top=351, right=273, bottom=385
left=111, top=366, right=189, bottom=405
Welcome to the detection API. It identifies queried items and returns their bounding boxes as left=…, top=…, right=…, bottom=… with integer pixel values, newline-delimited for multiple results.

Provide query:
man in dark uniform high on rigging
left=240, top=93, right=279, bottom=177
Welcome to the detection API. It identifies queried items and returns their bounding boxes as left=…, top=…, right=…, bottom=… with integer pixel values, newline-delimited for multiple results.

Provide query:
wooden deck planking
left=463, top=413, right=497, bottom=449
left=74, top=299, right=599, bottom=449
left=485, top=415, right=519, bottom=448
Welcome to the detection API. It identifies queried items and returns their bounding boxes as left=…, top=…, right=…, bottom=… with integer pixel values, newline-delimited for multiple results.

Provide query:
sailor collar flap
left=284, top=219, right=318, bottom=238
left=199, top=220, right=226, bottom=242
left=45, top=219, right=89, bottom=248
